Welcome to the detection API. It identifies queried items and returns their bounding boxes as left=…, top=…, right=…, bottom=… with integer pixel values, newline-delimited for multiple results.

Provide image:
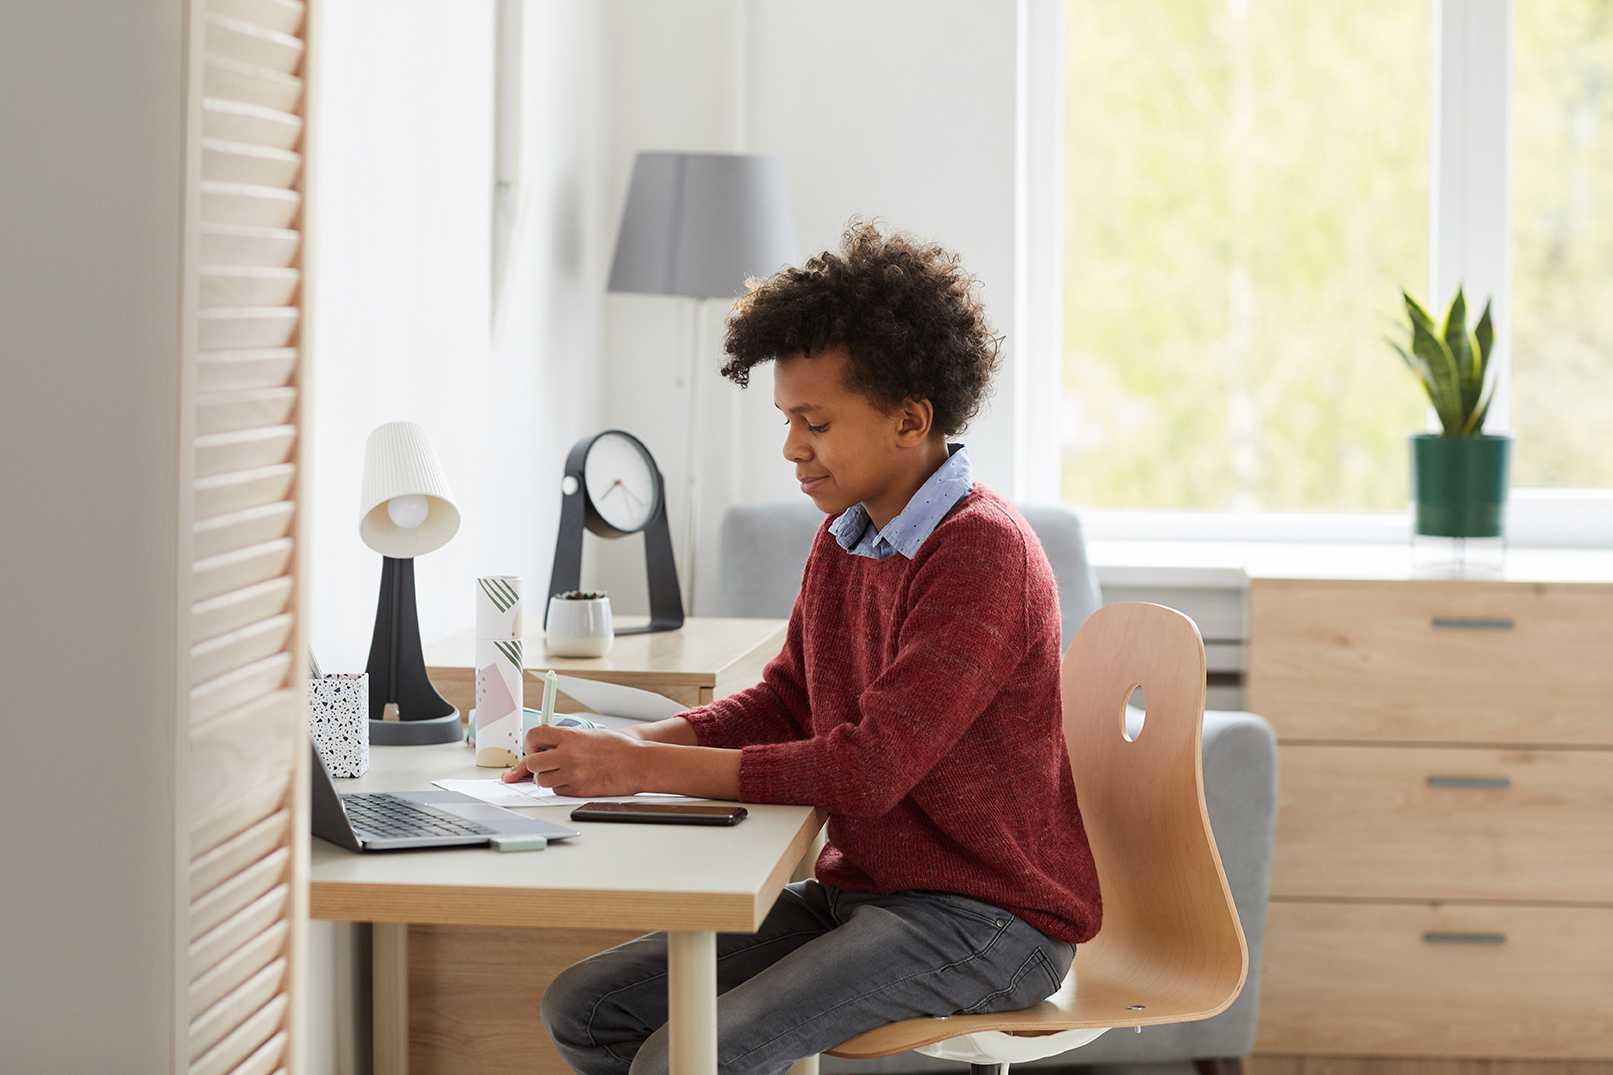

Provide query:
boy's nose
left=782, top=429, right=812, bottom=463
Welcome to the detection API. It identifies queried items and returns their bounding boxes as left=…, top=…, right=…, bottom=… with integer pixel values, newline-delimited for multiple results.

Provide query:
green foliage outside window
left=1062, top=0, right=1613, bottom=510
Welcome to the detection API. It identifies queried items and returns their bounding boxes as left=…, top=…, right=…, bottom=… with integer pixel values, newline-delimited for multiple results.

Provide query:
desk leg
left=374, top=922, right=409, bottom=1075
left=667, top=930, right=717, bottom=1074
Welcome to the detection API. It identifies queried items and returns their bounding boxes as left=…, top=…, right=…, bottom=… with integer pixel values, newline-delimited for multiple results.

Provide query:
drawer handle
left=1430, top=616, right=1515, bottom=631
left=1423, top=931, right=1507, bottom=945
left=1426, top=774, right=1512, bottom=789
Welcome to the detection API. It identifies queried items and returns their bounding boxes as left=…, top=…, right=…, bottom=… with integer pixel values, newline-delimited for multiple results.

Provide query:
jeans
left=539, top=878, right=1076, bottom=1075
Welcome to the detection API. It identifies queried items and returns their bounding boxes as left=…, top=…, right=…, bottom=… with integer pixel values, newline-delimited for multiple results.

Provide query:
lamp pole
left=682, top=296, right=705, bottom=615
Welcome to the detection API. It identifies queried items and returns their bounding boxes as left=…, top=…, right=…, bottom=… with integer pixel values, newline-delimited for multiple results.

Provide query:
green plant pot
left=1410, top=433, right=1510, bottom=538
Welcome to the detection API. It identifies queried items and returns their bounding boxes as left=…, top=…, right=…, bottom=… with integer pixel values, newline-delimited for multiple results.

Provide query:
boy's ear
left=894, top=397, right=934, bottom=444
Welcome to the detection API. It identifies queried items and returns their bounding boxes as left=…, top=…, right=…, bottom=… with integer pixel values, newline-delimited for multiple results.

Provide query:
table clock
left=547, top=429, right=684, bottom=635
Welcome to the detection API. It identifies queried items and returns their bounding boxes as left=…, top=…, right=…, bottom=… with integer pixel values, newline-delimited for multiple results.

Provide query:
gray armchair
left=715, top=500, right=1278, bottom=1075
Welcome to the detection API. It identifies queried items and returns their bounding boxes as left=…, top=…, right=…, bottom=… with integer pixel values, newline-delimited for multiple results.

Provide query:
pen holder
left=309, top=672, right=370, bottom=778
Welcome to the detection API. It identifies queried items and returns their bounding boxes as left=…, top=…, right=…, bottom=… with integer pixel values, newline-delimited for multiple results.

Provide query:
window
left=1051, top=0, right=1613, bottom=536
left=1511, top=0, right=1613, bottom=490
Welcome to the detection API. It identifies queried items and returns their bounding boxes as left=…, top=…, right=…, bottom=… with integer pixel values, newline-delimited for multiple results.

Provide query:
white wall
left=306, top=2, right=495, bottom=673
left=489, top=0, right=613, bottom=604
left=591, top=0, right=752, bottom=616
left=306, top=0, right=612, bottom=672
left=303, top=3, right=612, bottom=1070
left=744, top=0, right=1021, bottom=492
left=596, top=0, right=1024, bottom=616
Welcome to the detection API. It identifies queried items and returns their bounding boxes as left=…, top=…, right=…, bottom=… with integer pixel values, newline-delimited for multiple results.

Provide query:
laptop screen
left=308, top=738, right=361, bottom=851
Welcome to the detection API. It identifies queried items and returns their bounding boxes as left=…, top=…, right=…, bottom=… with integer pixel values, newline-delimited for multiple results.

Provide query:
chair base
left=956, top=1054, right=1248, bottom=1075
left=916, top=1026, right=1112, bottom=1065
left=1195, top=1059, right=1246, bottom=1075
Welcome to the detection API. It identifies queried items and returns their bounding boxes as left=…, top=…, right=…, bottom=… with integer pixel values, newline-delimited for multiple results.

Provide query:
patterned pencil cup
left=309, top=673, right=370, bottom=778
left=475, top=637, right=524, bottom=767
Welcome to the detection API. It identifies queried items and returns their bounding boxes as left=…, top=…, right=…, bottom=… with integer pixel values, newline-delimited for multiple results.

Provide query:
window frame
left=1028, top=0, right=1613, bottom=547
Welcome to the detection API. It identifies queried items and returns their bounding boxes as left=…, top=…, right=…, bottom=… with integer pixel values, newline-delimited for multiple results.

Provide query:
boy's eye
left=783, top=418, right=830, bottom=434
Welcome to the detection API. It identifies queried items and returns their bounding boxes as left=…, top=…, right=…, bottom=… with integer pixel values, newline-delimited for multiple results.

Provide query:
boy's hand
left=501, top=725, right=649, bottom=796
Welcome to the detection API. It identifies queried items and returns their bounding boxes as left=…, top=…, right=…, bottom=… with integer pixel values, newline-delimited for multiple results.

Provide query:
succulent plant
left=1387, top=286, right=1498, bottom=436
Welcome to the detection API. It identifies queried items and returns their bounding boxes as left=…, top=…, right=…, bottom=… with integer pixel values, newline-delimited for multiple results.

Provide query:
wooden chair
left=825, top=602, right=1249, bottom=1075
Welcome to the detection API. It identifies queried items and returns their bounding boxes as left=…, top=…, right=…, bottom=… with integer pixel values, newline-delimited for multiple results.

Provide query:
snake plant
left=1387, top=287, right=1497, bottom=436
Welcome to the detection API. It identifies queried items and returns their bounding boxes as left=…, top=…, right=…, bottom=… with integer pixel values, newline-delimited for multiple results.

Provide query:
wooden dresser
left=1246, top=548, right=1613, bottom=1063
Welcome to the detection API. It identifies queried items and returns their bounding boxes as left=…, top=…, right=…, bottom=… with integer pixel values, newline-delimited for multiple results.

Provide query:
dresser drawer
left=1270, top=744, right=1613, bottom=902
left=1248, top=579, right=1613, bottom=746
left=1255, top=900, right=1613, bottom=1058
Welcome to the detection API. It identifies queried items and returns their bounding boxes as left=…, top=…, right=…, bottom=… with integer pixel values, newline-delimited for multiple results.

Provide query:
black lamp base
left=368, top=712, right=463, bottom=746
left=366, top=555, right=460, bottom=747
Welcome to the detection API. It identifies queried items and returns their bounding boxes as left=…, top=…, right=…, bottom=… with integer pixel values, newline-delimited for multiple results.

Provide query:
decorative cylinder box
left=476, top=574, right=523, bottom=639
left=475, top=575, right=524, bottom=767
left=309, top=672, right=370, bottom=778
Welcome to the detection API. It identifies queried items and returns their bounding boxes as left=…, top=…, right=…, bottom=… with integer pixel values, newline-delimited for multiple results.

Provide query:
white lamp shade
left=359, top=421, right=460, bottom=557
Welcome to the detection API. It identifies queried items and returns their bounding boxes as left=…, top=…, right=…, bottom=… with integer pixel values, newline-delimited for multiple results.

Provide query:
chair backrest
left=716, top=498, right=1104, bottom=648
left=1061, top=601, right=1247, bottom=1022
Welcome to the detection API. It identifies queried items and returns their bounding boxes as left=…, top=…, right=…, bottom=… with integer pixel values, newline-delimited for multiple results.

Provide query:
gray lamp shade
left=607, top=151, right=798, bottom=300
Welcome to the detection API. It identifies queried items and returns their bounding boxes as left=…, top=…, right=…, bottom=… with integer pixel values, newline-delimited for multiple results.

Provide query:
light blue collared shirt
left=828, top=442, right=975, bottom=560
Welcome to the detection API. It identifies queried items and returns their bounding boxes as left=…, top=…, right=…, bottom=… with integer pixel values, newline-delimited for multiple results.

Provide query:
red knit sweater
left=680, top=485, right=1103, bottom=944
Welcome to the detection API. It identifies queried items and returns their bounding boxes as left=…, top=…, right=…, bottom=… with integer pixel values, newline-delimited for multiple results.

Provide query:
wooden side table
left=426, top=615, right=789, bottom=715
left=1245, top=548, right=1613, bottom=1064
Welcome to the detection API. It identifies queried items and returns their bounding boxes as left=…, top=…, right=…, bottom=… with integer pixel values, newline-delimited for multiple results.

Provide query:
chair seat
left=827, top=965, right=1234, bottom=1060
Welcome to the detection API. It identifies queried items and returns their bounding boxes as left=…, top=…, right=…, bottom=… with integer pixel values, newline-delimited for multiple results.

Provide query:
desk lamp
left=360, top=420, right=463, bottom=746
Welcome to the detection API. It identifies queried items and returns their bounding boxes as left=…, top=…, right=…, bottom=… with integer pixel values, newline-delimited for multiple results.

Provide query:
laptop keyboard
left=341, top=794, right=496, bottom=839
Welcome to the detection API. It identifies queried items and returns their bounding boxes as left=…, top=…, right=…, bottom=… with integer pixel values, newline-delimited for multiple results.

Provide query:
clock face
left=583, top=432, right=659, bottom=533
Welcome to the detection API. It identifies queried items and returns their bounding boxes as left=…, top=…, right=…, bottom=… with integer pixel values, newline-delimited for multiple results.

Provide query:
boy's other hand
left=501, top=725, right=649, bottom=796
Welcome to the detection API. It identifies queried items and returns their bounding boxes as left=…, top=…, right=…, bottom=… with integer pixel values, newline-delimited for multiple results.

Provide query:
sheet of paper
left=552, top=673, right=687, bottom=722
left=434, top=777, right=697, bottom=808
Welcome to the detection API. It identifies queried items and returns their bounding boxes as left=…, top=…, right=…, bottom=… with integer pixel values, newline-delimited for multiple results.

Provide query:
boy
left=506, top=219, right=1102, bottom=1075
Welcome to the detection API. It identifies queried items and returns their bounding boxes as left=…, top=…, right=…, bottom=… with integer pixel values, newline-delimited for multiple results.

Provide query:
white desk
left=310, top=734, right=825, bottom=1074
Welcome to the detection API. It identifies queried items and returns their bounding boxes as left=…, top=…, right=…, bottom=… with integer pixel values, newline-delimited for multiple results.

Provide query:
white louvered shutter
left=182, top=0, right=310, bottom=1072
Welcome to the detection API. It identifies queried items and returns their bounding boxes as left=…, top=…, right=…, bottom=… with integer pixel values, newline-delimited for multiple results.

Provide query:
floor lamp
left=605, top=151, right=797, bottom=613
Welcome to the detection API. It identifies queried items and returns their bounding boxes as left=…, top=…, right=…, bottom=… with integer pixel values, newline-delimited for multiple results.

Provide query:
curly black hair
left=719, top=217, right=1003, bottom=438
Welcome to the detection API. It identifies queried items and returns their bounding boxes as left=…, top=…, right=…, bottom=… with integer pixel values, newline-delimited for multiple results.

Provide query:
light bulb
left=386, top=494, right=429, bottom=530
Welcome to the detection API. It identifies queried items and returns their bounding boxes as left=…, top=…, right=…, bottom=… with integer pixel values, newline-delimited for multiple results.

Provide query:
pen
left=540, top=668, right=558, bottom=727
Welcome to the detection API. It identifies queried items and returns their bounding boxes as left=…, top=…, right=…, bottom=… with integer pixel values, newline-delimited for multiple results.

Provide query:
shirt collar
left=829, top=442, right=974, bottom=560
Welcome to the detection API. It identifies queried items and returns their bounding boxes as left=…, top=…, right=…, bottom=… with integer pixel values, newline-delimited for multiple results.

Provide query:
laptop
left=310, top=739, right=580, bottom=851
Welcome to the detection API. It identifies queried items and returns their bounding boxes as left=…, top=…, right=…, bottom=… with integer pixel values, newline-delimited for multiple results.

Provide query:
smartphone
left=569, top=801, right=748, bottom=826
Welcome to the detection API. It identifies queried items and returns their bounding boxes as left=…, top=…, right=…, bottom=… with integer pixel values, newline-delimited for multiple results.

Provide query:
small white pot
left=546, top=593, right=614, bottom=657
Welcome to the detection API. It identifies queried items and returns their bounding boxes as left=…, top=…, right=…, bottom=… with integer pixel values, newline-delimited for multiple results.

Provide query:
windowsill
left=1087, top=538, right=1613, bottom=589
